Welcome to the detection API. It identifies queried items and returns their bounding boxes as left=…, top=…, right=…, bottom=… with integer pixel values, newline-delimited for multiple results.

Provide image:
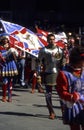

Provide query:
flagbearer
left=0, top=33, right=18, bottom=102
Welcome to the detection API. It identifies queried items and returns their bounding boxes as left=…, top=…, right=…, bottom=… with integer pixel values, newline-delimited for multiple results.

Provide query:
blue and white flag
left=0, top=19, right=45, bottom=57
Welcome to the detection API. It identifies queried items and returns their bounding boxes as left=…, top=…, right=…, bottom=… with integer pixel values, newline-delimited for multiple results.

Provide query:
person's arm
left=56, top=71, right=80, bottom=102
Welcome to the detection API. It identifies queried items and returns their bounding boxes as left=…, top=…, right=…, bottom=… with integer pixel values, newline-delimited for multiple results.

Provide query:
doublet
left=62, top=70, right=84, bottom=124
left=0, top=49, right=18, bottom=77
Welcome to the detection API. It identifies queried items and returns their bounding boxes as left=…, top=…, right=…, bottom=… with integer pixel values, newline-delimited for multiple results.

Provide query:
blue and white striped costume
left=62, top=70, right=84, bottom=124
left=0, top=48, right=18, bottom=77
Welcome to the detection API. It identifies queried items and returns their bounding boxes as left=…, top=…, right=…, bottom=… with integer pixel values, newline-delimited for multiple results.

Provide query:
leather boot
left=2, top=96, right=7, bottom=102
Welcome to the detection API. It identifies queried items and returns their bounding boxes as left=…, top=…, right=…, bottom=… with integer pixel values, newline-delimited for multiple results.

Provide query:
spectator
left=17, top=49, right=26, bottom=87
left=68, top=36, right=76, bottom=53
left=62, top=43, right=69, bottom=70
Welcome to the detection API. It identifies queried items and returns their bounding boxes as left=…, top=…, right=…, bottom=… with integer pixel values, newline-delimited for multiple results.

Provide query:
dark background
left=0, top=0, right=84, bottom=29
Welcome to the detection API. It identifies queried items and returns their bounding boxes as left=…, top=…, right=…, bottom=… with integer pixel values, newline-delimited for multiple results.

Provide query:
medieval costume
left=56, top=46, right=84, bottom=130
left=38, top=34, right=63, bottom=119
left=0, top=34, right=18, bottom=102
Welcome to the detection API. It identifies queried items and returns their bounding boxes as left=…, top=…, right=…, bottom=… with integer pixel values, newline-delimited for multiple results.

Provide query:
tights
left=45, top=85, right=54, bottom=114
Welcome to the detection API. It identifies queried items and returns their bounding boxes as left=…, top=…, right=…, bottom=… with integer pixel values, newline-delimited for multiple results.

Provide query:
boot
left=49, top=113, right=56, bottom=120
left=2, top=96, right=7, bottom=102
left=31, top=89, right=35, bottom=94
left=45, top=91, right=55, bottom=119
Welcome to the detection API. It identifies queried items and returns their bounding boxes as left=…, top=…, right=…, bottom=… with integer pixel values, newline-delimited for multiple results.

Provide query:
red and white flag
left=0, top=19, right=45, bottom=57
left=36, top=27, right=67, bottom=49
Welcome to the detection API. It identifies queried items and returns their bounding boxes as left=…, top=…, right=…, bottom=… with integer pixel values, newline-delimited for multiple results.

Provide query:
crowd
left=0, top=26, right=84, bottom=130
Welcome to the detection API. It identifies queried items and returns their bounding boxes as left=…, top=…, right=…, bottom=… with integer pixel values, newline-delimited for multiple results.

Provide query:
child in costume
left=0, top=34, right=18, bottom=102
left=56, top=46, right=84, bottom=130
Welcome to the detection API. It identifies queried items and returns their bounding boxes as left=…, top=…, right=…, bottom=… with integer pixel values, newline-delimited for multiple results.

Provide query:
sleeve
left=56, top=71, right=73, bottom=101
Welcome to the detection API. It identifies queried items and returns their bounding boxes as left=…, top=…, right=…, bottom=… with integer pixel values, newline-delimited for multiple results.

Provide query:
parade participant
left=68, top=36, right=76, bottom=54
left=36, top=73, right=44, bottom=93
left=31, top=70, right=44, bottom=94
left=0, top=34, right=18, bottom=102
left=38, top=33, right=63, bottom=119
left=56, top=46, right=84, bottom=130
left=31, top=70, right=37, bottom=93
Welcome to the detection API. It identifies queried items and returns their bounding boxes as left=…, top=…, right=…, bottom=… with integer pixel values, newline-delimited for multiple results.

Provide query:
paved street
left=0, top=86, right=69, bottom=130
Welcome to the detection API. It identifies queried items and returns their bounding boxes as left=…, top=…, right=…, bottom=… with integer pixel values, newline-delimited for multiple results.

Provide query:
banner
left=36, top=27, right=67, bottom=49
left=0, top=19, right=45, bottom=57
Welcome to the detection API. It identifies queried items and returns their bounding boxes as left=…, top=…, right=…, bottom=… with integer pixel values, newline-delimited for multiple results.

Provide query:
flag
left=35, top=27, right=49, bottom=46
left=0, top=19, right=45, bottom=57
left=35, top=26, right=49, bottom=37
left=36, top=27, right=67, bottom=49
